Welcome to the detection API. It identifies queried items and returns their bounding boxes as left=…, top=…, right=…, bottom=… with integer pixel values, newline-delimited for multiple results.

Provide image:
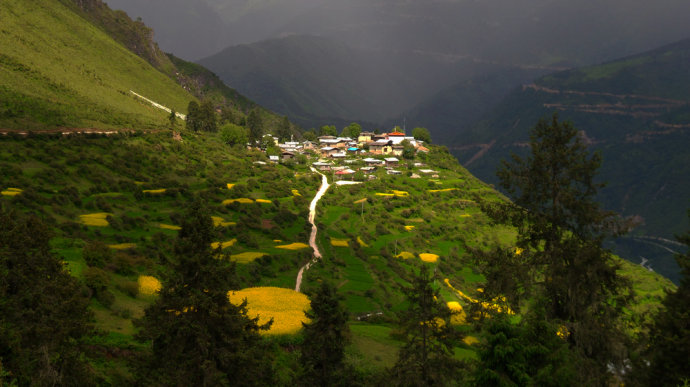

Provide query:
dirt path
left=295, top=167, right=330, bottom=292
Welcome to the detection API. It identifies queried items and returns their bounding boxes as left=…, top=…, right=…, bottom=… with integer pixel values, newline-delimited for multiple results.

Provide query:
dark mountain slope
left=454, top=39, right=690, bottom=282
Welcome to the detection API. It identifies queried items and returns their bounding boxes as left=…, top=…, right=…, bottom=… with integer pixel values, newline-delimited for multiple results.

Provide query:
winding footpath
left=295, top=167, right=330, bottom=292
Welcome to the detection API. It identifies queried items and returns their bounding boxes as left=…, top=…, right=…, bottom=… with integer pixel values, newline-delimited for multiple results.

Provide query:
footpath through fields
left=295, top=167, right=330, bottom=292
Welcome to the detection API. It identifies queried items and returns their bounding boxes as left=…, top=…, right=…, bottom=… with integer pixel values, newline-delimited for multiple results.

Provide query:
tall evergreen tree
left=486, top=113, right=629, bottom=384
left=0, top=204, right=93, bottom=386
left=186, top=100, right=201, bottom=132
left=299, top=282, right=350, bottom=387
left=199, top=100, right=217, bottom=132
left=390, top=265, right=461, bottom=386
left=135, top=200, right=274, bottom=386
left=277, top=116, right=292, bottom=143
left=643, top=211, right=690, bottom=386
left=246, top=108, right=263, bottom=145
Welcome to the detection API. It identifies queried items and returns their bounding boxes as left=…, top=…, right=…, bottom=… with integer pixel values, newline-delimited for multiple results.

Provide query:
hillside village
left=256, top=130, right=434, bottom=181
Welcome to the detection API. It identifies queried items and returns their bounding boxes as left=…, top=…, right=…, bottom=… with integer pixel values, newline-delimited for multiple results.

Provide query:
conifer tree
left=277, top=116, right=292, bottom=143
left=300, top=282, right=350, bottom=387
left=186, top=100, right=201, bottom=132
left=135, top=200, right=274, bottom=386
left=390, top=265, right=461, bottom=386
left=0, top=204, right=93, bottom=386
left=247, top=108, right=263, bottom=145
left=485, top=113, right=629, bottom=384
left=644, top=211, right=690, bottom=386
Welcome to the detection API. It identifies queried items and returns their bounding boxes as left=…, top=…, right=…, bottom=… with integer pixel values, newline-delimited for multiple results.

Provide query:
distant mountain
left=454, top=39, right=690, bottom=282
left=198, top=34, right=516, bottom=129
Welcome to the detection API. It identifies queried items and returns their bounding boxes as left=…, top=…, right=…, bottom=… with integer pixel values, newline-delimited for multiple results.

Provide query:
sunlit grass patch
left=396, top=251, right=415, bottom=260
left=230, top=252, right=266, bottom=263
left=330, top=238, right=349, bottom=247
left=255, top=199, right=272, bottom=204
left=227, top=183, right=235, bottom=190
left=292, top=189, right=302, bottom=196
left=143, top=188, right=166, bottom=194
left=159, top=223, right=181, bottom=230
left=460, top=214, right=471, bottom=218
left=354, top=198, right=367, bottom=204
left=404, top=225, right=415, bottom=231
left=1, top=188, right=22, bottom=196
left=276, top=242, right=310, bottom=250
left=108, top=243, right=136, bottom=250
left=79, top=213, right=111, bottom=227
left=419, top=253, right=439, bottom=263
left=138, top=275, right=161, bottom=295
left=212, top=216, right=235, bottom=227
left=222, top=198, right=254, bottom=205
left=211, top=239, right=237, bottom=250
left=357, top=237, right=369, bottom=247
left=228, top=287, right=310, bottom=335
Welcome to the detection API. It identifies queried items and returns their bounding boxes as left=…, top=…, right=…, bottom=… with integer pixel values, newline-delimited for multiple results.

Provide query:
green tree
left=220, top=123, right=248, bottom=146
left=300, top=282, right=350, bottom=386
left=412, top=127, right=431, bottom=143
left=401, top=139, right=415, bottom=160
left=643, top=211, right=690, bottom=386
left=186, top=101, right=201, bottom=132
left=488, top=113, right=629, bottom=384
left=247, top=108, right=263, bottom=145
left=302, top=130, right=317, bottom=142
left=0, top=204, right=93, bottom=385
left=135, top=200, right=274, bottom=386
left=220, top=106, right=235, bottom=124
left=277, top=116, right=292, bottom=143
left=344, top=122, right=362, bottom=139
left=169, top=109, right=176, bottom=127
left=319, top=125, right=337, bottom=136
left=199, top=100, right=217, bottom=132
left=390, top=265, right=462, bottom=386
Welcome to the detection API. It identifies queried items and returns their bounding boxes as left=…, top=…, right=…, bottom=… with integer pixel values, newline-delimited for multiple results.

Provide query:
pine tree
left=0, top=204, right=93, bottom=386
left=277, top=116, right=292, bottom=143
left=390, top=265, right=461, bottom=386
left=299, top=282, right=350, bottom=387
left=134, top=200, right=274, bottom=386
left=487, top=113, right=630, bottom=384
left=186, top=101, right=201, bottom=132
left=644, top=211, right=690, bottom=386
left=247, top=108, right=263, bottom=145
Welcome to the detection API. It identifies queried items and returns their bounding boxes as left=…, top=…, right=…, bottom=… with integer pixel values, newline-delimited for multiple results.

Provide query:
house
left=357, top=132, right=375, bottom=145
left=331, top=152, right=346, bottom=159
left=320, top=147, right=339, bottom=157
left=282, top=151, right=295, bottom=160
left=347, top=147, right=359, bottom=153
left=269, top=155, right=280, bottom=163
left=387, top=169, right=402, bottom=175
left=335, top=169, right=356, bottom=176
left=384, top=157, right=400, bottom=167
left=369, top=139, right=392, bottom=155
left=312, top=162, right=332, bottom=171
left=360, top=166, right=376, bottom=174
left=363, top=158, right=384, bottom=166
left=391, top=145, right=404, bottom=156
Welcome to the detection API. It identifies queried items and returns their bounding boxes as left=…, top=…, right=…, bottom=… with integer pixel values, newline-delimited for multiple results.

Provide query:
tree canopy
left=412, top=127, right=431, bottom=143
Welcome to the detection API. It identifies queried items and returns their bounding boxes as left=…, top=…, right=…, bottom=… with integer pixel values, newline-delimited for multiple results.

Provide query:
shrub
left=82, top=241, right=112, bottom=268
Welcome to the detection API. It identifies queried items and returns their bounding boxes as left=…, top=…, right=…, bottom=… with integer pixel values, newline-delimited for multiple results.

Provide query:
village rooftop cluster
left=253, top=130, right=435, bottom=180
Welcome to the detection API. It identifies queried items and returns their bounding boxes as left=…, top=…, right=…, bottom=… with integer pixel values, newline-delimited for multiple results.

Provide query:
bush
left=82, top=241, right=112, bottom=268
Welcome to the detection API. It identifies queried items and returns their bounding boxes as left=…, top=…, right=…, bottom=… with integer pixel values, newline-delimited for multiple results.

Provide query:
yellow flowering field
left=419, top=253, right=439, bottom=263
left=396, top=251, right=415, bottom=260
left=230, top=252, right=266, bottom=263
left=212, top=216, right=235, bottom=227
left=228, top=287, right=310, bottom=335
left=276, top=243, right=310, bottom=250
left=444, top=278, right=514, bottom=315
left=138, top=275, right=162, bottom=295
left=330, top=238, right=349, bottom=247
left=356, top=236, right=369, bottom=247
left=108, top=243, right=136, bottom=250
left=463, top=336, right=479, bottom=346
left=404, top=225, right=415, bottom=231
left=291, top=189, right=302, bottom=196
left=227, top=183, right=235, bottom=190
left=1, top=188, right=22, bottom=196
left=222, top=198, right=254, bottom=205
left=353, top=198, right=367, bottom=204
left=428, top=188, right=458, bottom=193
left=375, top=193, right=394, bottom=197
left=79, top=213, right=111, bottom=227
left=143, top=189, right=166, bottom=194
left=447, top=301, right=467, bottom=325
left=255, top=199, right=272, bottom=204
left=159, top=223, right=182, bottom=230
left=273, top=239, right=283, bottom=243
left=514, top=247, right=524, bottom=255
left=211, top=239, right=237, bottom=250
left=391, top=190, right=409, bottom=197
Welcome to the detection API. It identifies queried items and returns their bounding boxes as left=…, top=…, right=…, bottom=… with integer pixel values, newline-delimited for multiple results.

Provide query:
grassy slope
left=0, top=0, right=193, bottom=130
